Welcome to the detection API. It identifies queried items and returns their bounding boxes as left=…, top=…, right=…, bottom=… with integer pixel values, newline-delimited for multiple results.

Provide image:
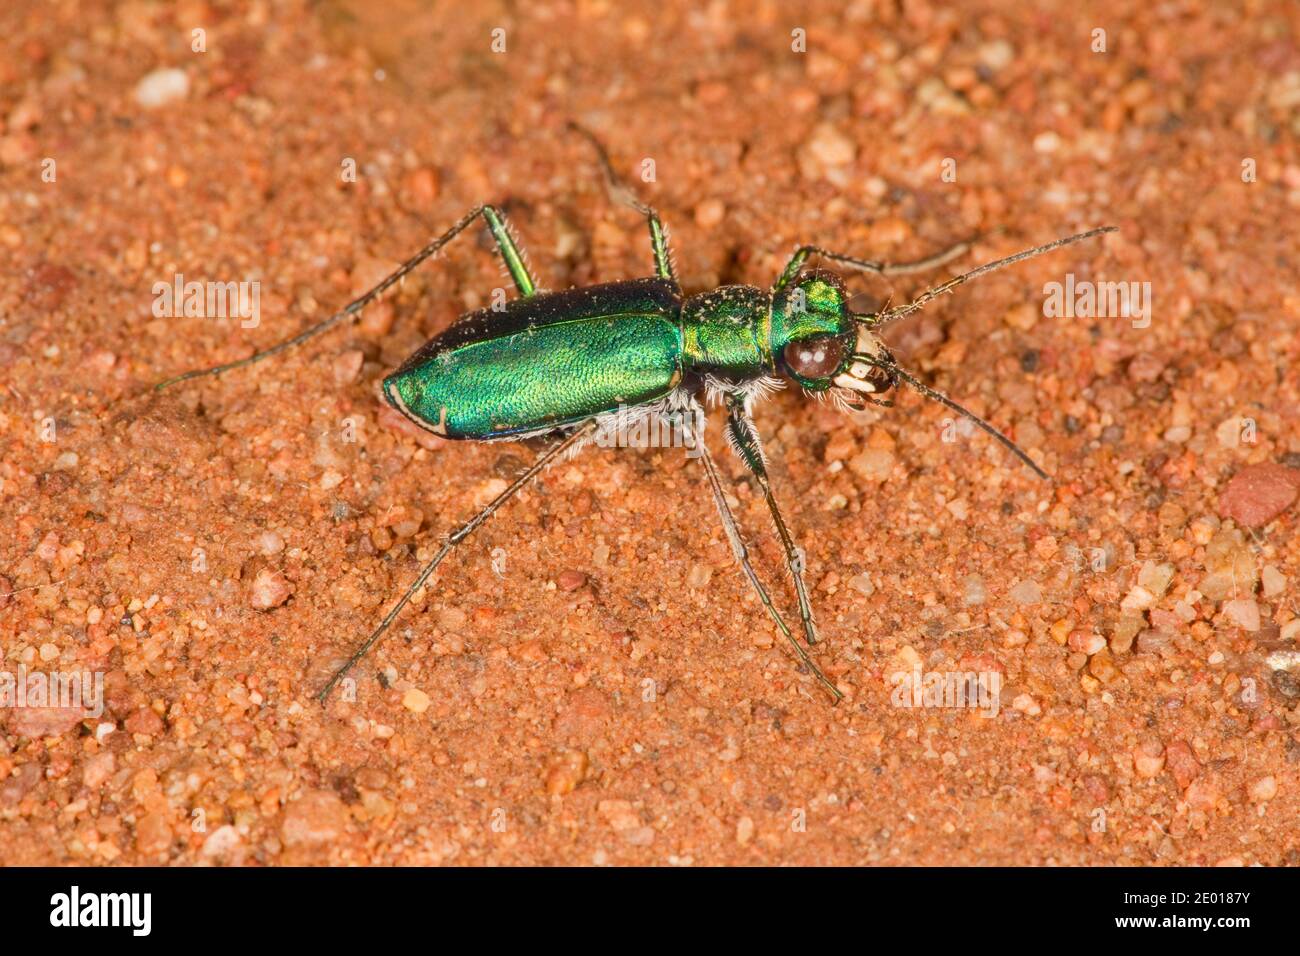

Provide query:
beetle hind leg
left=482, top=204, right=538, bottom=297
left=155, top=203, right=539, bottom=390
left=569, top=122, right=677, bottom=283
left=316, top=420, right=597, bottom=703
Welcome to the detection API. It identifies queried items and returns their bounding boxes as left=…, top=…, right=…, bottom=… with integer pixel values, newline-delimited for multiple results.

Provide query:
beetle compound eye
left=783, top=336, right=845, bottom=379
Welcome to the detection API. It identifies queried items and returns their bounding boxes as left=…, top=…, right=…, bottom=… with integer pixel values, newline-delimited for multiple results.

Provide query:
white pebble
left=1223, top=599, right=1260, bottom=632
left=134, top=68, right=190, bottom=109
left=1009, top=580, right=1042, bottom=605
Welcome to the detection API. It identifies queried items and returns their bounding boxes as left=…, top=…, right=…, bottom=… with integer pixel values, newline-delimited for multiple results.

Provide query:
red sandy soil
left=1, top=0, right=1298, bottom=865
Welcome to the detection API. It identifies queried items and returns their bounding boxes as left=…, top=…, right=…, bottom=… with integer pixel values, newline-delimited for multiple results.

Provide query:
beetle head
left=771, top=270, right=896, bottom=405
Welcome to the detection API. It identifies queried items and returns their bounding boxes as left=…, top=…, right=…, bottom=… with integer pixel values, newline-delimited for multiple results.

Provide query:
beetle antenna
left=860, top=355, right=1050, bottom=480
left=867, top=226, right=1116, bottom=330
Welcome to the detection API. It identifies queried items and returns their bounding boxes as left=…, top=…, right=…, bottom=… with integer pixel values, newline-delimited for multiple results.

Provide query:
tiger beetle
left=156, top=124, right=1116, bottom=704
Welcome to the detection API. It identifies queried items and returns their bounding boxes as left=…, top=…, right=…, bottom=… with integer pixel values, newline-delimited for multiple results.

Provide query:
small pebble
left=201, top=825, right=243, bottom=859
left=686, top=563, right=712, bottom=589
left=1009, top=580, right=1041, bottom=605
left=597, top=799, right=641, bottom=831
left=249, top=568, right=292, bottom=609
left=557, top=569, right=588, bottom=591
left=384, top=505, right=423, bottom=538
left=1032, top=131, right=1061, bottom=154
left=7, top=97, right=42, bottom=131
left=1012, top=693, right=1040, bottom=716
left=333, top=349, right=364, bottom=385
left=258, top=531, right=285, bottom=556
left=134, top=68, right=190, bottom=108
left=1002, top=302, right=1038, bottom=331
left=977, top=39, right=1015, bottom=72
left=848, top=448, right=895, bottom=482
left=544, top=750, right=588, bottom=796
left=135, top=812, right=172, bottom=856
left=1261, top=564, right=1286, bottom=598
left=1218, top=463, right=1299, bottom=527
left=797, top=123, right=856, bottom=181
left=1135, top=630, right=1172, bottom=655
left=1133, top=740, right=1166, bottom=778
left=1127, top=352, right=1165, bottom=382
left=848, top=572, right=874, bottom=597
left=82, top=752, right=115, bottom=789
left=1222, top=598, right=1260, bottom=632
left=1088, top=650, right=1120, bottom=684
left=1121, top=585, right=1156, bottom=612
left=1068, top=630, right=1107, bottom=656
left=1137, top=561, right=1175, bottom=599
left=1199, top=528, right=1257, bottom=601
left=400, top=166, right=440, bottom=211
left=10, top=707, right=82, bottom=737
left=282, top=790, right=349, bottom=846
left=1110, top=616, right=1143, bottom=653
left=402, top=688, right=431, bottom=713
left=693, top=198, right=725, bottom=229
left=124, top=706, right=164, bottom=736
left=1250, top=776, right=1277, bottom=802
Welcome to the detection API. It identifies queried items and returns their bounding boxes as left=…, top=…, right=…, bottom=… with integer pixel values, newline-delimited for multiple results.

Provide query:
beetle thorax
left=679, top=284, right=772, bottom=379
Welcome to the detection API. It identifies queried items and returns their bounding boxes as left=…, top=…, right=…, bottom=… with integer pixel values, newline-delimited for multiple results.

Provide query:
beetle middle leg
left=569, top=122, right=677, bottom=283
left=155, top=203, right=538, bottom=389
left=684, top=414, right=842, bottom=701
left=316, top=420, right=597, bottom=702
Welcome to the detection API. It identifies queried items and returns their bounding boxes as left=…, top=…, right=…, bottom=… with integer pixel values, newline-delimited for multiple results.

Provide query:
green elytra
left=156, top=125, right=1115, bottom=704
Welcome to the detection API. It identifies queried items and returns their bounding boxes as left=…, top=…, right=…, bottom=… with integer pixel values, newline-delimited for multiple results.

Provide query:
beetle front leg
left=685, top=414, right=842, bottom=701
left=723, top=394, right=821, bottom=649
left=771, top=233, right=986, bottom=295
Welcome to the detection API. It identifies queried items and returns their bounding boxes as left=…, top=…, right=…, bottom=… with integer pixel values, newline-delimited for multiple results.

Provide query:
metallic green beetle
left=159, top=127, right=1114, bottom=703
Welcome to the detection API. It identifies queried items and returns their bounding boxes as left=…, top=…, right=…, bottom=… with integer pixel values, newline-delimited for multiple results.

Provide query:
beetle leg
left=771, top=233, right=987, bottom=295
left=156, top=204, right=536, bottom=390
left=569, top=122, right=677, bottom=282
left=481, top=205, right=537, bottom=297
left=685, top=414, right=842, bottom=702
left=722, top=395, right=821, bottom=652
left=317, top=420, right=596, bottom=703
